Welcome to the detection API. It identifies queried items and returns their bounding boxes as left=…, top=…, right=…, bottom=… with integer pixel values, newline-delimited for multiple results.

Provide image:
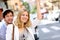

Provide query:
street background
left=0, top=0, right=60, bottom=40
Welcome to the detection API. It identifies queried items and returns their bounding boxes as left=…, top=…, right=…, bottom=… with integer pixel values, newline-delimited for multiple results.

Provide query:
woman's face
left=20, top=11, right=29, bottom=23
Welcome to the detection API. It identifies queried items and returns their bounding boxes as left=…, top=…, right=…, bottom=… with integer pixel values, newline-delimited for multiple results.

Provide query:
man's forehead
left=5, top=12, right=13, bottom=16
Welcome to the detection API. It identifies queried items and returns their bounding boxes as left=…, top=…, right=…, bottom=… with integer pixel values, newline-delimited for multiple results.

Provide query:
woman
left=13, top=9, right=42, bottom=40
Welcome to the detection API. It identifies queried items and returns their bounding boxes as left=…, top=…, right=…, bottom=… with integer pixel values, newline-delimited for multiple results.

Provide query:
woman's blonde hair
left=14, top=9, right=31, bottom=28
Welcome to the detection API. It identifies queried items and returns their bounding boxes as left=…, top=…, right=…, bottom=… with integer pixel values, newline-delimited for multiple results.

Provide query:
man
left=0, top=10, right=14, bottom=40
left=0, top=7, right=3, bottom=22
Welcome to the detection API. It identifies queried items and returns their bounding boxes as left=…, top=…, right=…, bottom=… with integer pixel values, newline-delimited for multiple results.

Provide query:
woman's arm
left=31, top=0, right=42, bottom=27
left=36, top=0, right=42, bottom=20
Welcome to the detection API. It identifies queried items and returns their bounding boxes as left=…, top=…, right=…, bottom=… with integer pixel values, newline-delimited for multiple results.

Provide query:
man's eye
left=6, top=16, right=9, bottom=17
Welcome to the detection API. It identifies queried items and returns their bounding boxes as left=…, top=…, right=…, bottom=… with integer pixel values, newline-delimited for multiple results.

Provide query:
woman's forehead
left=22, top=11, right=28, bottom=15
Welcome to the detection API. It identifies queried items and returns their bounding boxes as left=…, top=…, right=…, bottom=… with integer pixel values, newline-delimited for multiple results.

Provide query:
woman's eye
left=22, top=14, right=25, bottom=16
left=22, top=14, right=28, bottom=17
left=26, top=15, right=28, bottom=17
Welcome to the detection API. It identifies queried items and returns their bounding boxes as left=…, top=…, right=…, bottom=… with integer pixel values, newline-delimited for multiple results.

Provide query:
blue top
left=0, top=20, right=7, bottom=40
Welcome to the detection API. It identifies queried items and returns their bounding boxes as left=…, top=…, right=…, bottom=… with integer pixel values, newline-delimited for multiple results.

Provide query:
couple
left=0, top=9, right=42, bottom=40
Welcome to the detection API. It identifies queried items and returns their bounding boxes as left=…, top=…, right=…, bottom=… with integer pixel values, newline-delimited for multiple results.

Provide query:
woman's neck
left=21, top=23, right=25, bottom=28
left=19, top=23, right=25, bottom=33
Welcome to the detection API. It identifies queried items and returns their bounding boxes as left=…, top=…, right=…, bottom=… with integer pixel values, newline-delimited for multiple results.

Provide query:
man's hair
left=3, top=10, right=14, bottom=18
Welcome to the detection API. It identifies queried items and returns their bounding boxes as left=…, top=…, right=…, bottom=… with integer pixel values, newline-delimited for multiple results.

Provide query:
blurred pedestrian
left=0, top=7, right=3, bottom=22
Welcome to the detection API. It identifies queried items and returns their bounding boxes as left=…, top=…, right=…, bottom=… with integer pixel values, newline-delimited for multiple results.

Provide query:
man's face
left=4, top=12, right=14, bottom=24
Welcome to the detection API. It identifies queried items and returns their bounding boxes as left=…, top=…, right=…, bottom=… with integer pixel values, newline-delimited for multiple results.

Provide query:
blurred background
left=0, top=0, right=60, bottom=40
left=0, top=0, right=60, bottom=21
